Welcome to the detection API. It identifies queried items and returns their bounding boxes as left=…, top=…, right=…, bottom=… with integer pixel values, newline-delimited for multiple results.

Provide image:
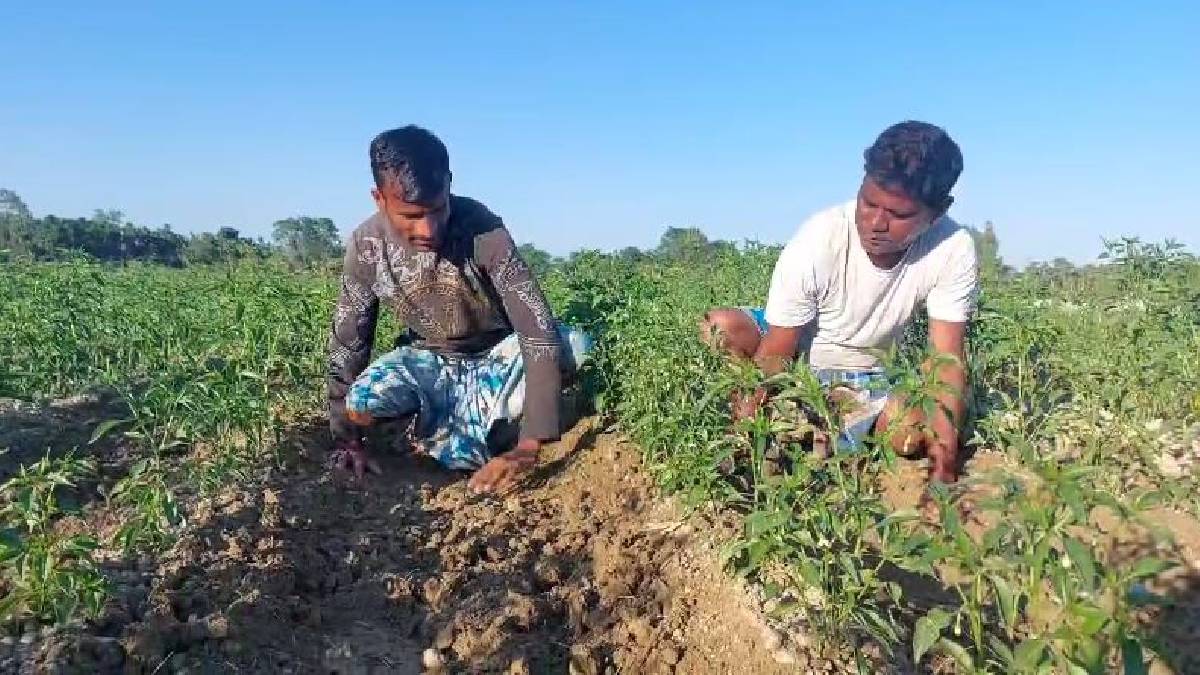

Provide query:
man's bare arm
left=752, top=324, right=811, bottom=375
left=731, top=323, right=812, bottom=421
left=925, top=319, right=968, bottom=482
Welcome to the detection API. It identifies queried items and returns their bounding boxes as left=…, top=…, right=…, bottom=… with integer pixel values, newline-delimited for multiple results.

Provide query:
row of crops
left=1, top=238, right=1198, bottom=672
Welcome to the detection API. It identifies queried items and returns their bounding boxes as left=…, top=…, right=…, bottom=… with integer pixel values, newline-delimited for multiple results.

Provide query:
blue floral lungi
left=347, top=324, right=592, bottom=471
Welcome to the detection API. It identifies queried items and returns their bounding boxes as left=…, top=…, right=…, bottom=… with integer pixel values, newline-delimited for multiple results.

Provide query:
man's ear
left=932, top=195, right=954, bottom=222
left=371, top=187, right=386, bottom=212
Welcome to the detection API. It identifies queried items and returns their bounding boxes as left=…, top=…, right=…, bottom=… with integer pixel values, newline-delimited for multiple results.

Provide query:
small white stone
left=423, top=648, right=445, bottom=670
left=1158, top=452, right=1185, bottom=478
left=772, top=648, right=798, bottom=664
left=760, top=626, right=782, bottom=651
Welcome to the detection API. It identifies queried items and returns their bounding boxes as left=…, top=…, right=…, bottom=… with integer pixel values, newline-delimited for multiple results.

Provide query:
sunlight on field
left=1, top=239, right=1198, bottom=673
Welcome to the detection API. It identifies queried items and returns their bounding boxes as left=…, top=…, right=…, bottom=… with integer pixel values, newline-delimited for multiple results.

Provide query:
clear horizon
left=3, top=2, right=1197, bottom=267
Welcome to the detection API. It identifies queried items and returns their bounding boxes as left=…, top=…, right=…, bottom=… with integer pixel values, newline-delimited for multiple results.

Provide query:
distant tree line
left=3, top=187, right=1017, bottom=274
left=0, top=188, right=342, bottom=267
left=521, top=222, right=1013, bottom=277
left=518, top=226, right=743, bottom=271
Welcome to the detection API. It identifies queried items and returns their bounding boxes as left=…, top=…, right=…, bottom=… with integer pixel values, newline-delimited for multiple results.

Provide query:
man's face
left=371, top=177, right=451, bottom=252
left=854, top=177, right=942, bottom=259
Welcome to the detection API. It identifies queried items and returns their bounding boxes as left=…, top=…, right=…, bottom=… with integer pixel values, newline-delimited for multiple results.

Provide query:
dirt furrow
left=20, top=419, right=791, bottom=674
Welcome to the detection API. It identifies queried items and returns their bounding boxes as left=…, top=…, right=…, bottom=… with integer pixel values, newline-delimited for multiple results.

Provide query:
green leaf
left=913, top=607, right=952, bottom=664
left=988, top=636, right=1015, bottom=667
left=896, top=532, right=933, bottom=557
left=861, top=608, right=900, bottom=645
left=1064, top=661, right=1090, bottom=675
left=938, top=637, right=976, bottom=672
left=876, top=509, right=920, bottom=530
left=88, top=417, right=130, bottom=445
left=1127, top=557, right=1174, bottom=582
left=1074, top=603, right=1108, bottom=636
left=1121, top=637, right=1148, bottom=675
left=0, top=592, right=23, bottom=621
left=64, top=535, right=100, bottom=555
left=1070, top=634, right=1103, bottom=672
left=1014, top=638, right=1047, bottom=670
left=1059, top=484, right=1087, bottom=522
left=990, top=574, right=1018, bottom=630
left=1063, top=537, right=1098, bottom=593
left=797, top=559, right=821, bottom=587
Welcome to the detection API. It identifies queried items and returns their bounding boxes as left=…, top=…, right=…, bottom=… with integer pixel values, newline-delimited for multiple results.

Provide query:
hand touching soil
left=330, top=441, right=382, bottom=481
left=468, top=442, right=539, bottom=494
left=731, top=387, right=768, bottom=422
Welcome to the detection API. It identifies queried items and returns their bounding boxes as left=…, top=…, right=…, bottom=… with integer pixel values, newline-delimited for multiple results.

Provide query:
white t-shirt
left=764, top=200, right=979, bottom=370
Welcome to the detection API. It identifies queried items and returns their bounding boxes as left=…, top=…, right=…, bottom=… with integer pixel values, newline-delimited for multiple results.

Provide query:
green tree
left=517, top=243, right=556, bottom=276
left=616, top=246, right=645, bottom=263
left=185, top=227, right=272, bottom=265
left=92, top=209, right=125, bottom=226
left=655, top=226, right=735, bottom=262
left=969, top=221, right=1010, bottom=279
left=16, top=214, right=184, bottom=265
left=656, top=227, right=709, bottom=261
left=0, top=189, right=34, bottom=257
left=271, top=216, right=343, bottom=266
left=0, top=189, right=32, bottom=222
left=2, top=193, right=186, bottom=265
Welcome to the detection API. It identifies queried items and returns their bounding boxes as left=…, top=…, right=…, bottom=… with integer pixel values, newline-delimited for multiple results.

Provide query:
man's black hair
left=369, top=125, right=450, bottom=202
left=863, top=121, right=963, bottom=209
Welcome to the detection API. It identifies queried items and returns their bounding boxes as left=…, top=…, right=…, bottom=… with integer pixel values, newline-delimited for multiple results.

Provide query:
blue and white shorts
left=740, top=307, right=891, bottom=449
left=346, top=324, right=592, bottom=471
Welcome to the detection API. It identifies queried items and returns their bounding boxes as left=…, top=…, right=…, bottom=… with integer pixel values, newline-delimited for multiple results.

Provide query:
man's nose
left=868, top=209, right=889, bottom=232
left=412, top=215, right=438, bottom=239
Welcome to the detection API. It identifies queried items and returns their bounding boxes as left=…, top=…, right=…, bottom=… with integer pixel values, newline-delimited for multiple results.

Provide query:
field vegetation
left=1, top=204, right=1198, bottom=672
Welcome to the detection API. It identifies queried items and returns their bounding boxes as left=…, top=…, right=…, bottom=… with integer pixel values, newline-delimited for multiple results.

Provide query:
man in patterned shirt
left=327, top=125, right=590, bottom=494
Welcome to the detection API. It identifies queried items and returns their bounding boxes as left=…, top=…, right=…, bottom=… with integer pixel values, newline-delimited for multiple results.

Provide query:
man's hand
left=731, top=387, right=769, bottom=422
left=468, top=439, right=540, bottom=495
left=330, top=439, right=382, bottom=481
left=917, top=481, right=978, bottom=527
left=926, top=404, right=960, bottom=483
left=928, top=441, right=959, bottom=484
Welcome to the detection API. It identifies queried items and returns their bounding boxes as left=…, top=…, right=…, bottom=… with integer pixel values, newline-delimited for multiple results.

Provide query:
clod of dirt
left=568, top=644, right=599, bottom=675
left=199, top=613, right=229, bottom=639
left=661, top=645, right=682, bottom=665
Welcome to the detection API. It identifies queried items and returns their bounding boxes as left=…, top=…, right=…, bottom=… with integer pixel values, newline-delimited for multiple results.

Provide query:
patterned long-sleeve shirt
left=327, top=196, right=563, bottom=444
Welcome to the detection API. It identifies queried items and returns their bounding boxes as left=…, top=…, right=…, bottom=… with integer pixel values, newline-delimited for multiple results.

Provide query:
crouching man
left=702, top=121, right=979, bottom=485
left=327, top=125, right=590, bottom=494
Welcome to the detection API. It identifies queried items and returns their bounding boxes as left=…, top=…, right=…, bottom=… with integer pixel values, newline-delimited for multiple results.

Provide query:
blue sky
left=2, top=2, right=1197, bottom=265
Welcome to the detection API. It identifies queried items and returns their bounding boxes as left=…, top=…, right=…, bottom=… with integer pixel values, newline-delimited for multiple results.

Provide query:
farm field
left=1, top=240, right=1199, bottom=674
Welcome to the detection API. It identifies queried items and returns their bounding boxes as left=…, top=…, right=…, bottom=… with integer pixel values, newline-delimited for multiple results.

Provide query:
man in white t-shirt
left=701, top=121, right=978, bottom=485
